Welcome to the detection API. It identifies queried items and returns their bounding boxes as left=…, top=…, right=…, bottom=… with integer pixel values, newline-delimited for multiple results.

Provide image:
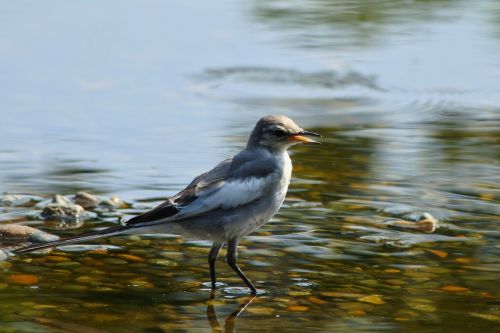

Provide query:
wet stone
left=54, top=261, right=80, bottom=268
left=102, top=258, right=128, bottom=265
left=380, top=205, right=414, bottom=215
left=407, top=302, right=437, bottom=313
left=73, top=192, right=100, bottom=209
left=0, top=224, right=59, bottom=243
left=44, top=256, right=71, bottom=263
left=7, top=274, right=39, bottom=285
left=384, top=213, right=438, bottom=233
left=0, top=194, right=44, bottom=207
left=288, top=290, right=311, bottom=296
left=440, top=285, right=470, bottom=292
left=41, top=195, right=86, bottom=221
left=426, top=249, right=448, bottom=258
left=307, top=296, right=327, bottom=305
left=357, top=295, right=385, bottom=305
left=100, top=196, right=129, bottom=209
left=148, top=259, right=178, bottom=267
left=129, top=280, right=154, bottom=288
left=0, top=249, right=8, bottom=262
left=246, top=306, right=276, bottom=316
left=348, top=310, right=367, bottom=317
left=338, top=301, right=374, bottom=311
left=115, top=254, right=145, bottom=262
left=470, top=312, right=500, bottom=322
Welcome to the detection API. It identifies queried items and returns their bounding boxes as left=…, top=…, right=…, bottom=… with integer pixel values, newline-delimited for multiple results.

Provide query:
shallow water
left=0, top=0, right=499, bottom=332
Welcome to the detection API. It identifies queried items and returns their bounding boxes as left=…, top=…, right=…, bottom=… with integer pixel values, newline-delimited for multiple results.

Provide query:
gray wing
left=126, top=149, right=276, bottom=227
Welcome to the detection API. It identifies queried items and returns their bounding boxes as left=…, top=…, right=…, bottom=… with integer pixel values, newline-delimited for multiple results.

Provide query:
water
left=1, top=0, right=499, bottom=332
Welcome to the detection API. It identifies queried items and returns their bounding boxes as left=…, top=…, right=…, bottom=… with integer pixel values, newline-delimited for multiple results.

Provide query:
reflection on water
left=251, top=0, right=466, bottom=49
left=1, top=0, right=500, bottom=332
left=207, top=292, right=255, bottom=333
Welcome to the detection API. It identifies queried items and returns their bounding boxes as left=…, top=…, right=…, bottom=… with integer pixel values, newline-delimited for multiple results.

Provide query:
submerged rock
left=0, top=194, right=44, bottom=207
left=384, top=213, right=438, bottom=233
left=44, top=219, right=85, bottom=230
left=7, top=274, right=39, bottom=285
left=0, top=224, right=59, bottom=243
left=0, top=249, right=8, bottom=261
left=100, top=196, right=129, bottom=209
left=74, top=192, right=129, bottom=210
left=74, top=192, right=100, bottom=209
left=41, top=194, right=85, bottom=221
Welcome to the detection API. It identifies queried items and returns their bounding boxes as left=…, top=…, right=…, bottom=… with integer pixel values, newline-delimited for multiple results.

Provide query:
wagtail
left=15, top=115, right=321, bottom=294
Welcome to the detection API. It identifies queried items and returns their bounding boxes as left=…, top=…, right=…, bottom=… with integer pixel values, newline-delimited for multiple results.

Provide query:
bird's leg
left=226, top=239, right=257, bottom=294
left=209, top=242, right=224, bottom=289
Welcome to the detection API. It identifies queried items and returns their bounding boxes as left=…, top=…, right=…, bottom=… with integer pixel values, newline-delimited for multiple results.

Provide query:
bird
left=14, top=115, right=321, bottom=294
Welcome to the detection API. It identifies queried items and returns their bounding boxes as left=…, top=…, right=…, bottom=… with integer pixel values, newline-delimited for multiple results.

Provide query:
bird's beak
left=288, top=130, right=322, bottom=144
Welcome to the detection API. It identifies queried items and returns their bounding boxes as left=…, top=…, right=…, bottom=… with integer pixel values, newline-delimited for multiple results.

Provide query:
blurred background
left=0, top=1, right=499, bottom=332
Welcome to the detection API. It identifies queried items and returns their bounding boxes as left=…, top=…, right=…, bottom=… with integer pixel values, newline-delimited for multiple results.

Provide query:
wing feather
left=126, top=149, right=276, bottom=227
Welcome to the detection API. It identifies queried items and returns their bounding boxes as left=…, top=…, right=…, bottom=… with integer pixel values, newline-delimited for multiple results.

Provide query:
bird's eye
left=273, top=129, right=286, bottom=137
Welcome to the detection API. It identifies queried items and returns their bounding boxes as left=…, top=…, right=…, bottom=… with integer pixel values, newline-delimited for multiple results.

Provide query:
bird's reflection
left=207, top=291, right=255, bottom=333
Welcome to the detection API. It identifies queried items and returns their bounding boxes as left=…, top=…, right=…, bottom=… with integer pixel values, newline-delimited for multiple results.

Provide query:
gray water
left=0, top=1, right=499, bottom=332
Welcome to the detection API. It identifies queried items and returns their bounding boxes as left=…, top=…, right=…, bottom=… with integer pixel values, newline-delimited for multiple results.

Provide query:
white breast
left=261, top=150, right=291, bottom=211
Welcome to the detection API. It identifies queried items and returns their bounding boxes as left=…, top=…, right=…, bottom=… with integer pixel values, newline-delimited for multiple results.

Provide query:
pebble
left=408, top=302, right=437, bottom=313
left=82, top=303, right=109, bottom=309
left=454, top=257, right=473, bottom=264
left=246, top=306, right=276, bottom=315
left=129, top=280, right=154, bottom=288
left=102, top=258, right=128, bottom=265
left=148, top=259, right=178, bottom=267
left=44, top=256, right=71, bottom=263
left=0, top=224, right=59, bottom=243
left=348, top=310, right=367, bottom=316
left=75, top=276, right=95, bottom=284
left=7, top=274, right=39, bottom=285
left=55, top=261, right=80, bottom=268
left=440, top=285, right=470, bottom=292
left=288, top=291, right=311, bottom=296
left=338, top=301, right=373, bottom=311
left=307, top=296, right=327, bottom=305
left=470, top=312, right=500, bottom=322
left=115, top=254, right=144, bottom=263
left=357, top=295, right=385, bottom=305
left=384, top=213, right=438, bottom=233
left=386, top=279, right=407, bottom=286
left=320, top=292, right=364, bottom=299
left=426, top=249, right=448, bottom=258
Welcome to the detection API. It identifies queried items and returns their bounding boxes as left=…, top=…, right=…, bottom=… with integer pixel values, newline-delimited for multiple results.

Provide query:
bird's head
left=247, top=115, right=321, bottom=151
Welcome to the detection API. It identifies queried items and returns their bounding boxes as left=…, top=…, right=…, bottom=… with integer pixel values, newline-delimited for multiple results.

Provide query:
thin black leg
left=226, top=239, right=257, bottom=294
left=209, top=242, right=223, bottom=289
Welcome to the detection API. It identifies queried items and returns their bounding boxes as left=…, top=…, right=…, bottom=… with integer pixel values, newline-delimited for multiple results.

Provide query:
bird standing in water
left=15, top=115, right=321, bottom=294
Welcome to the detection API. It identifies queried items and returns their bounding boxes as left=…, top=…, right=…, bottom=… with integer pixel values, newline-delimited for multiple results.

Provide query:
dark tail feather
left=13, top=225, right=128, bottom=254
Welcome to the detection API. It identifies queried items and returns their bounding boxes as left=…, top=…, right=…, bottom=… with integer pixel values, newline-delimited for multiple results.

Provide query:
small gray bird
left=15, top=115, right=320, bottom=294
